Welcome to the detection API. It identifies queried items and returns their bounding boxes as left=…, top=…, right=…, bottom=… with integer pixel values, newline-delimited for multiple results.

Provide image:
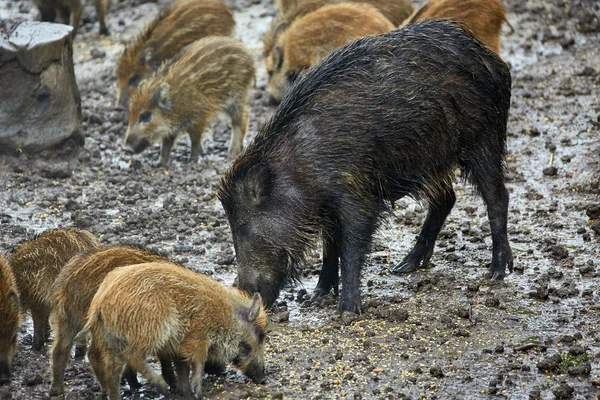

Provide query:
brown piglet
left=124, top=36, right=256, bottom=166
left=401, top=0, right=512, bottom=55
left=0, top=256, right=22, bottom=385
left=34, top=0, right=110, bottom=37
left=7, top=228, right=99, bottom=351
left=85, top=262, right=268, bottom=399
left=48, top=246, right=175, bottom=396
left=264, top=0, right=414, bottom=75
left=267, top=2, right=395, bottom=102
left=116, top=0, right=234, bottom=109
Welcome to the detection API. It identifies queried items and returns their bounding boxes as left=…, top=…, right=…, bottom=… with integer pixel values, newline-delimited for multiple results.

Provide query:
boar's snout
left=124, top=134, right=151, bottom=154
left=116, top=89, right=129, bottom=111
left=244, top=363, right=266, bottom=384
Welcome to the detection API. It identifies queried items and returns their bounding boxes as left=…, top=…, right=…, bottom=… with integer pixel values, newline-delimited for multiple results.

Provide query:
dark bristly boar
left=34, top=0, right=110, bottom=37
left=49, top=246, right=175, bottom=397
left=0, top=256, right=22, bottom=385
left=7, top=228, right=99, bottom=350
left=265, top=0, right=415, bottom=62
left=266, top=3, right=395, bottom=102
left=115, top=0, right=235, bottom=109
left=219, top=20, right=513, bottom=314
left=402, top=0, right=511, bottom=55
left=85, top=262, right=267, bottom=400
left=124, top=36, right=256, bottom=167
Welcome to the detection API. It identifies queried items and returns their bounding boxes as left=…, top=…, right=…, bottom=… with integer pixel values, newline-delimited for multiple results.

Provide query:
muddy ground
left=1, top=0, right=599, bottom=398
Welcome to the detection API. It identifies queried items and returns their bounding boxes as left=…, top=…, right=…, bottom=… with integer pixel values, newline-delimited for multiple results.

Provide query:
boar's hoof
left=340, top=311, right=359, bottom=326
left=0, top=373, right=11, bottom=385
left=48, top=385, right=64, bottom=396
left=152, top=382, right=169, bottom=396
left=338, top=298, right=362, bottom=315
left=99, top=27, right=109, bottom=36
left=491, top=271, right=505, bottom=280
left=310, top=287, right=332, bottom=302
left=392, top=258, right=424, bottom=275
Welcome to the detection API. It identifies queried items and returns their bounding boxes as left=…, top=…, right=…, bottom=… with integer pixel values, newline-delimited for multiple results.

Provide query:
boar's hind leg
left=473, top=174, right=513, bottom=280
left=49, top=320, right=79, bottom=396
left=88, top=342, right=124, bottom=400
left=311, top=234, right=340, bottom=301
left=338, top=201, right=381, bottom=314
left=174, top=359, right=192, bottom=396
left=393, top=187, right=456, bottom=274
left=31, top=308, right=49, bottom=350
left=121, top=366, right=141, bottom=390
left=69, top=0, right=82, bottom=37
left=95, top=0, right=109, bottom=35
left=189, top=129, right=205, bottom=164
left=123, top=350, right=168, bottom=396
left=158, top=356, right=177, bottom=392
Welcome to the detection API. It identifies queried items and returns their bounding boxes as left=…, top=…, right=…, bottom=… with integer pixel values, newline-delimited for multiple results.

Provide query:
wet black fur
left=219, top=20, right=513, bottom=313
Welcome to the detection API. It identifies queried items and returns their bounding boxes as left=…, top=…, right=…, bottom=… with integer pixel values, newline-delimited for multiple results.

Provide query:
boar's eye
left=240, top=342, right=252, bottom=356
left=287, top=71, right=299, bottom=84
left=139, top=111, right=152, bottom=123
left=128, top=74, right=141, bottom=87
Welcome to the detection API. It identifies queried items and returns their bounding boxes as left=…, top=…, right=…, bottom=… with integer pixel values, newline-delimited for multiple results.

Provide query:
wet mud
left=0, top=0, right=599, bottom=398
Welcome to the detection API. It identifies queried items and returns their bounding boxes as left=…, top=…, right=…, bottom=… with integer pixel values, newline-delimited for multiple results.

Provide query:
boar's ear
left=272, top=46, right=284, bottom=71
left=142, top=48, right=159, bottom=71
left=152, top=83, right=172, bottom=111
left=246, top=163, right=271, bottom=206
left=274, top=21, right=288, bottom=38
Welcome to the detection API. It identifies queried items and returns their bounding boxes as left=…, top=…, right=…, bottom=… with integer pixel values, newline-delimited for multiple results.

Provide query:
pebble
left=567, top=362, right=591, bottom=376
left=552, top=383, right=574, bottom=399
left=387, top=308, right=409, bottom=322
left=550, top=245, right=569, bottom=259
left=429, top=366, right=444, bottom=378
left=536, top=353, right=562, bottom=372
left=543, top=166, right=558, bottom=176
left=23, top=373, right=44, bottom=386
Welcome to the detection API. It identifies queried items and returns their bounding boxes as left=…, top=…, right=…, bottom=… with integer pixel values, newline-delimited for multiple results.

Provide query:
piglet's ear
left=238, top=293, right=262, bottom=323
left=247, top=293, right=262, bottom=322
left=246, top=163, right=271, bottom=206
left=272, top=46, right=284, bottom=71
left=9, top=290, right=20, bottom=309
left=152, top=83, right=172, bottom=111
left=143, top=48, right=159, bottom=71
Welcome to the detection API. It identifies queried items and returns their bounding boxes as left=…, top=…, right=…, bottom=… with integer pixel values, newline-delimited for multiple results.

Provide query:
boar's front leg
left=189, top=131, right=205, bottom=164
left=159, top=136, right=175, bottom=167
left=311, top=233, right=339, bottom=301
left=393, top=186, right=455, bottom=274
left=337, top=199, right=381, bottom=315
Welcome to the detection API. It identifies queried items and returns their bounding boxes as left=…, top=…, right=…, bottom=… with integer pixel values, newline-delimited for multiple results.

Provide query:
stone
left=0, top=20, right=83, bottom=155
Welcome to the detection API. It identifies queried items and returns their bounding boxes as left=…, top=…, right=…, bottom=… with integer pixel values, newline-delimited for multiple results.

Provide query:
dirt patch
left=0, top=0, right=599, bottom=398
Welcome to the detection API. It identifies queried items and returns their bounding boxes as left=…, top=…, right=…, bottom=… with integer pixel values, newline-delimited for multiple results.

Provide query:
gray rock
left=0, top=20, right=83, bottom=155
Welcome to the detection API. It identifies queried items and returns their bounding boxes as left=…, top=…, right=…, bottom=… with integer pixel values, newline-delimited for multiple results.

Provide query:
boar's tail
left=77, top=311, right=103, bottom=342
left=503, top=16, right=515, bottom=33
